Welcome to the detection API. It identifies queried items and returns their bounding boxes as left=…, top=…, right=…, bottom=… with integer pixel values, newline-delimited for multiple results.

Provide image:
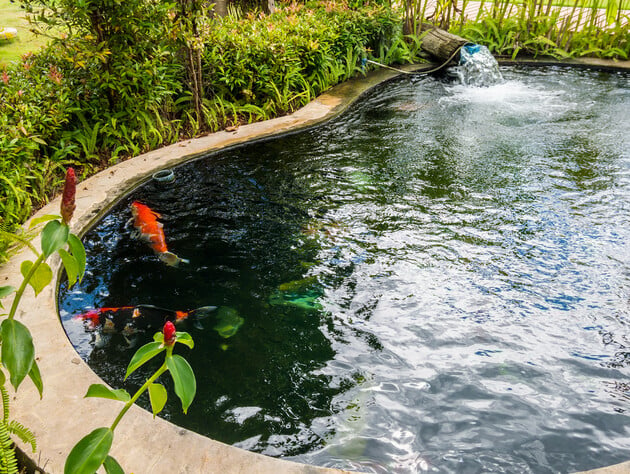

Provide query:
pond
left=58, top=66, right=630, bottom=473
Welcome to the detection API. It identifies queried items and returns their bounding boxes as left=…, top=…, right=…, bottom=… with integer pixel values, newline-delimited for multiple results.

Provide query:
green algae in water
left=212, top=307, right=244, bottom=338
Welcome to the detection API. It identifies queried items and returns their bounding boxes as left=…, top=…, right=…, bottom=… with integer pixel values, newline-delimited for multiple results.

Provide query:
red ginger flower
left=163, top=321, right=176, bottom=346
left=61, top=167, right=76, bottom=225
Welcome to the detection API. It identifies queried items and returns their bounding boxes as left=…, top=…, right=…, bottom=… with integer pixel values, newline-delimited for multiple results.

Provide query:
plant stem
left=8, top=253, right=45, bottom=321
left=110, top=347, right=173, bottom=432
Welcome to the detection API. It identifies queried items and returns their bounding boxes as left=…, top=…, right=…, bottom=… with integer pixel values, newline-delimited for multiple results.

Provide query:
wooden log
left=419, top=24, right=469, bottom=64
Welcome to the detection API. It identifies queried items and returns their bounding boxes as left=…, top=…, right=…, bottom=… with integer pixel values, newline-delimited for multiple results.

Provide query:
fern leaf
left=0, top=421, right=18, bottom=474
left=7, top=421, right=36, bottom=453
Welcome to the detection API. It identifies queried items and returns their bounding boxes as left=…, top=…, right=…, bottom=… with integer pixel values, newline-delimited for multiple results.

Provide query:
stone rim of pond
left=1, top=57, right=628, bottom=474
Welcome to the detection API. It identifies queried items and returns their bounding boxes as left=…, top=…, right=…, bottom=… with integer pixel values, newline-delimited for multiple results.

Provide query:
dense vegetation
left=0, top=0, right=628, bottom=263
left=0, top=1, right=418, bottom=262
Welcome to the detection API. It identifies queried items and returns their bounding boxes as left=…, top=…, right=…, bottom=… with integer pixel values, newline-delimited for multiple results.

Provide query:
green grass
left=0, top=0, right=50, bottom=66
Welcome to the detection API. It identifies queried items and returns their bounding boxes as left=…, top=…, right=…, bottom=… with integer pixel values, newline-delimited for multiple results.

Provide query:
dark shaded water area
left=58, top=66, right=630, bottom=473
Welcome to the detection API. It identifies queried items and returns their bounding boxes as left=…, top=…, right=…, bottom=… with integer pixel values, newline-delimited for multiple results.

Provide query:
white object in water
left=454, top=44, right=503, bottom=87
left=0, top=27, right=18, bottom=41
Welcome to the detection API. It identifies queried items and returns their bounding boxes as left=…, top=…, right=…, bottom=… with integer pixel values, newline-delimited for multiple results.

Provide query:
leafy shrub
left=0, top=2, right=414, bottom=263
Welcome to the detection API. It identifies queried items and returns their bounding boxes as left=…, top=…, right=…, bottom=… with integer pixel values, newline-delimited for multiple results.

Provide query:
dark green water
left=59, top=66, right=630, bottom=473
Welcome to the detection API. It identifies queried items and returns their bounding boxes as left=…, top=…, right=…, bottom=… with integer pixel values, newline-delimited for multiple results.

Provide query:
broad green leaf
left=28, top=359, right=43, bottom=399
left=1, top=319, right=35, bottom=390
left=21, top=260, right=52, bottom=297
left=175, top=332, right=194, bottom=349
left=148, top=383, right=167, bottom=418
left=166, top=355, right=196, bottom=414
left=67, top=234, right=86, bottom=282
left=125, top=341, right=164, bottom=380
left=41, top=220, right=69, bottom=257
left=0, top=286, right=15, bottom=299
left=28, top=214, right=61, bottom=229
left=85, top=384, right=131, bottom=402
left=0, top=286, right=15, bottom=309
left=58, top=249, right=79, bottom=287
left=153, top=332, right=164, bottom=344
left=64, top=427, right=113, bottom=474
left=0, top=370, right=5, bottom=386
left=103, top=455, right=125, bottom=474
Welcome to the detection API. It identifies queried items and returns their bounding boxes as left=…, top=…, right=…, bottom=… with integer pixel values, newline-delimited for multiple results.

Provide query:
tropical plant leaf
left=175, top=331, right=194, bottom=349
left=21, top=260, right=53, bottom=296
left=0, top=286, right=15, bottom=309
left=1, top=319, right=35, bottom=390
left=85, top=384, right=131, bottom=402
left=125, top=342, right=165, bottom=380
left=28, top=214, right=61, bottom=229
left=148, top=383, right=168, bottom=418
left=103, top=455, right=125, bottom=474
left=0, top=286, right=15, bottom=300
left=58, top=248, right=79, bottom=287
left=166, top=355, right=196, bottom=414
left=67, top=233, right=86, bottom=282
left=29, top=359, right=43, bottom=399
left=41, top=220, right=69, bottom=257
left=65, top=427, right=113, bottom=474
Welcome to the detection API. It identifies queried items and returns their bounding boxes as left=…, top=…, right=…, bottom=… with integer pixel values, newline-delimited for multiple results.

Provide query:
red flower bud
left=60, top=167, right=76, bottom=224
left=163, top=321, right=176, bottom=346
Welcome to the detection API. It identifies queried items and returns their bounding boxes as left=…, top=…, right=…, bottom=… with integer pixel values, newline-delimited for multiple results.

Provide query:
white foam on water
left=440, top=80, right=575, bottom=118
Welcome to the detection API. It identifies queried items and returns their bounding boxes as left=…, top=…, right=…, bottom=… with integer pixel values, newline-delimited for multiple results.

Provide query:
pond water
left=58, top=66, right=630, bottom=473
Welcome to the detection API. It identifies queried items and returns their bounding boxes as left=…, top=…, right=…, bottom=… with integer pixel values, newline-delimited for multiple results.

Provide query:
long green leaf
left=67, top=233, right=86, bottom=282
left=103, top=455, right=125, bottom=474
left=64, top=427, right=113, bottom=474
left=1, top=319, right=35, bottom=390
left=41, top=220, right=69, bottom=257
left=0, top=286, right=15, bottom=309
left=166, top=355, right=196, bottom=414
left=125, top=342, right=164, bottom=380
left=28, top=214, right=61, bottom=230
left=148, top=383, right=168, bottom=418
left=28, top=359, right=43, bottom=399
left=58, top=249, right=79, bottom=287
left=85, top=384, right=131, bottom=402
left=0, top=286, right=15, bottom=299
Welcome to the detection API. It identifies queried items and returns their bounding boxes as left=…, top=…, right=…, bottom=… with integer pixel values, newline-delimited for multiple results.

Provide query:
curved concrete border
left=1, top=58, right=628, bottom=474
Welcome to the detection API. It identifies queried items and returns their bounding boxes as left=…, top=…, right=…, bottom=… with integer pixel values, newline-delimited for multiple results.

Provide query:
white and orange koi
left=129, top=201, right=188, bottom=266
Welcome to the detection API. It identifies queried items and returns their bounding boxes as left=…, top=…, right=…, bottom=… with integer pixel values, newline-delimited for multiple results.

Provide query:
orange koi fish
left=75, top=305, right=217, bottom=334
left=129, top=201, right=188, bottom=266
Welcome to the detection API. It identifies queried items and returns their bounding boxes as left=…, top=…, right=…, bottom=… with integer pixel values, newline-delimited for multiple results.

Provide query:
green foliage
left=201, top=3, right=405, bottom=123
left=0, top=198, right=86, bottom=473
left=65, top=427, right=114, bottom=474
left=68, top=331, right=196, bottom=472
left=0, top=2, right=408, bottom=264
left=0, top=370, right=36, bottom=474
left=411, top=0, right=630, bottom=59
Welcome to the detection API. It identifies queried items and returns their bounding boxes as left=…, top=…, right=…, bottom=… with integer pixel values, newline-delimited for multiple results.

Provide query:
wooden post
left=419, top=24, right=469, bottom=64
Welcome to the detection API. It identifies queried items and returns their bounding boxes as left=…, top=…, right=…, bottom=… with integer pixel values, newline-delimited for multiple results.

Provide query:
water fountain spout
left=453, top=43, right=504, bottom=86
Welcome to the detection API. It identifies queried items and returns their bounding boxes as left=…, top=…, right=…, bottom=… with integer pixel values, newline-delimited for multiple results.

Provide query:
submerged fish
left=129, top=201, right=188, bottom=266
left=75, top=305, right=217, bottom=335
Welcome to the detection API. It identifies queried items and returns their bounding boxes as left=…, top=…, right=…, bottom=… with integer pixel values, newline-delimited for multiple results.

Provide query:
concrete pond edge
left=1, top=58, right=628, bottom=474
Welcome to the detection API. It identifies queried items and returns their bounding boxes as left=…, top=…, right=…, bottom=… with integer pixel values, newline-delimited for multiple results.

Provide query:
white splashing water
left=452, top=44, right=503, bottom=87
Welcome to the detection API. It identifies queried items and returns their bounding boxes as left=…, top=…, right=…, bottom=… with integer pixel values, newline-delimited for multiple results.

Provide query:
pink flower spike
left=60, top=167, right=76, bottom=225
left=163, top=321, right=176, bottom=346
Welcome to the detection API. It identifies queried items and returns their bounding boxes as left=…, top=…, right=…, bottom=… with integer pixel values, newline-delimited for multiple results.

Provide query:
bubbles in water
left=452, top=44, right=503, bottom=87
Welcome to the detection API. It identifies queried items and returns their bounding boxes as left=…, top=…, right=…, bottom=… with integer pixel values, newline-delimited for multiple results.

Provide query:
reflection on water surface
left=59, top=67, right=630, bottom=473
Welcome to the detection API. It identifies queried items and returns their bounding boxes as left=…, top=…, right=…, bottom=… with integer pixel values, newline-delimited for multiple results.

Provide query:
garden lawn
left=0, top=0, right=50, bottom=65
